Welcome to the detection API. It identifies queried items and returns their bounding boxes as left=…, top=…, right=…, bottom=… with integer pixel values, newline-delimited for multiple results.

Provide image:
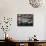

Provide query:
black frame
left=17, top=14, right=33, bottom=26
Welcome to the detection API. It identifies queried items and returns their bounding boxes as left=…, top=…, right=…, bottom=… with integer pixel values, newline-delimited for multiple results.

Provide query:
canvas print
left=17, top=14, right=33, bottom=26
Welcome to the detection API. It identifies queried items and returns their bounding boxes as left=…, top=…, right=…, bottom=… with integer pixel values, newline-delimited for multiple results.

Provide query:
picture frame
left=17, top=14, right=33, bottom=26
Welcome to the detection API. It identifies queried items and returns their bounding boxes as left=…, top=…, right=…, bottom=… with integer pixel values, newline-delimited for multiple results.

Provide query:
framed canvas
left=17, top=14, right=33, bottom=26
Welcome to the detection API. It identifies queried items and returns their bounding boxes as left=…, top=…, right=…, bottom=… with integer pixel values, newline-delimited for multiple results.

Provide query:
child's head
left=34, top=35, right=36, bottom=37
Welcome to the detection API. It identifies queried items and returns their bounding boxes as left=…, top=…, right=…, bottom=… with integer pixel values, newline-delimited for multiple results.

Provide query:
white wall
left=0, top=0, right=46, bottom=40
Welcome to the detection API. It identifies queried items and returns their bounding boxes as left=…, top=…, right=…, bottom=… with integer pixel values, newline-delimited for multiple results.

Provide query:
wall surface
left=0, top=0, right=46, bottom=40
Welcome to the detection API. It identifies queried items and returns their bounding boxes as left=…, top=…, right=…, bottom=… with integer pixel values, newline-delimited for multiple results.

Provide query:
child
left=32, top=35, right=38, bottom=41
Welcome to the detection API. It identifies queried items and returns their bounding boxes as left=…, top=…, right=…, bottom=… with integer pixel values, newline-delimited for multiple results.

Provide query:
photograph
left=17, top=14, right=33, bottom=26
